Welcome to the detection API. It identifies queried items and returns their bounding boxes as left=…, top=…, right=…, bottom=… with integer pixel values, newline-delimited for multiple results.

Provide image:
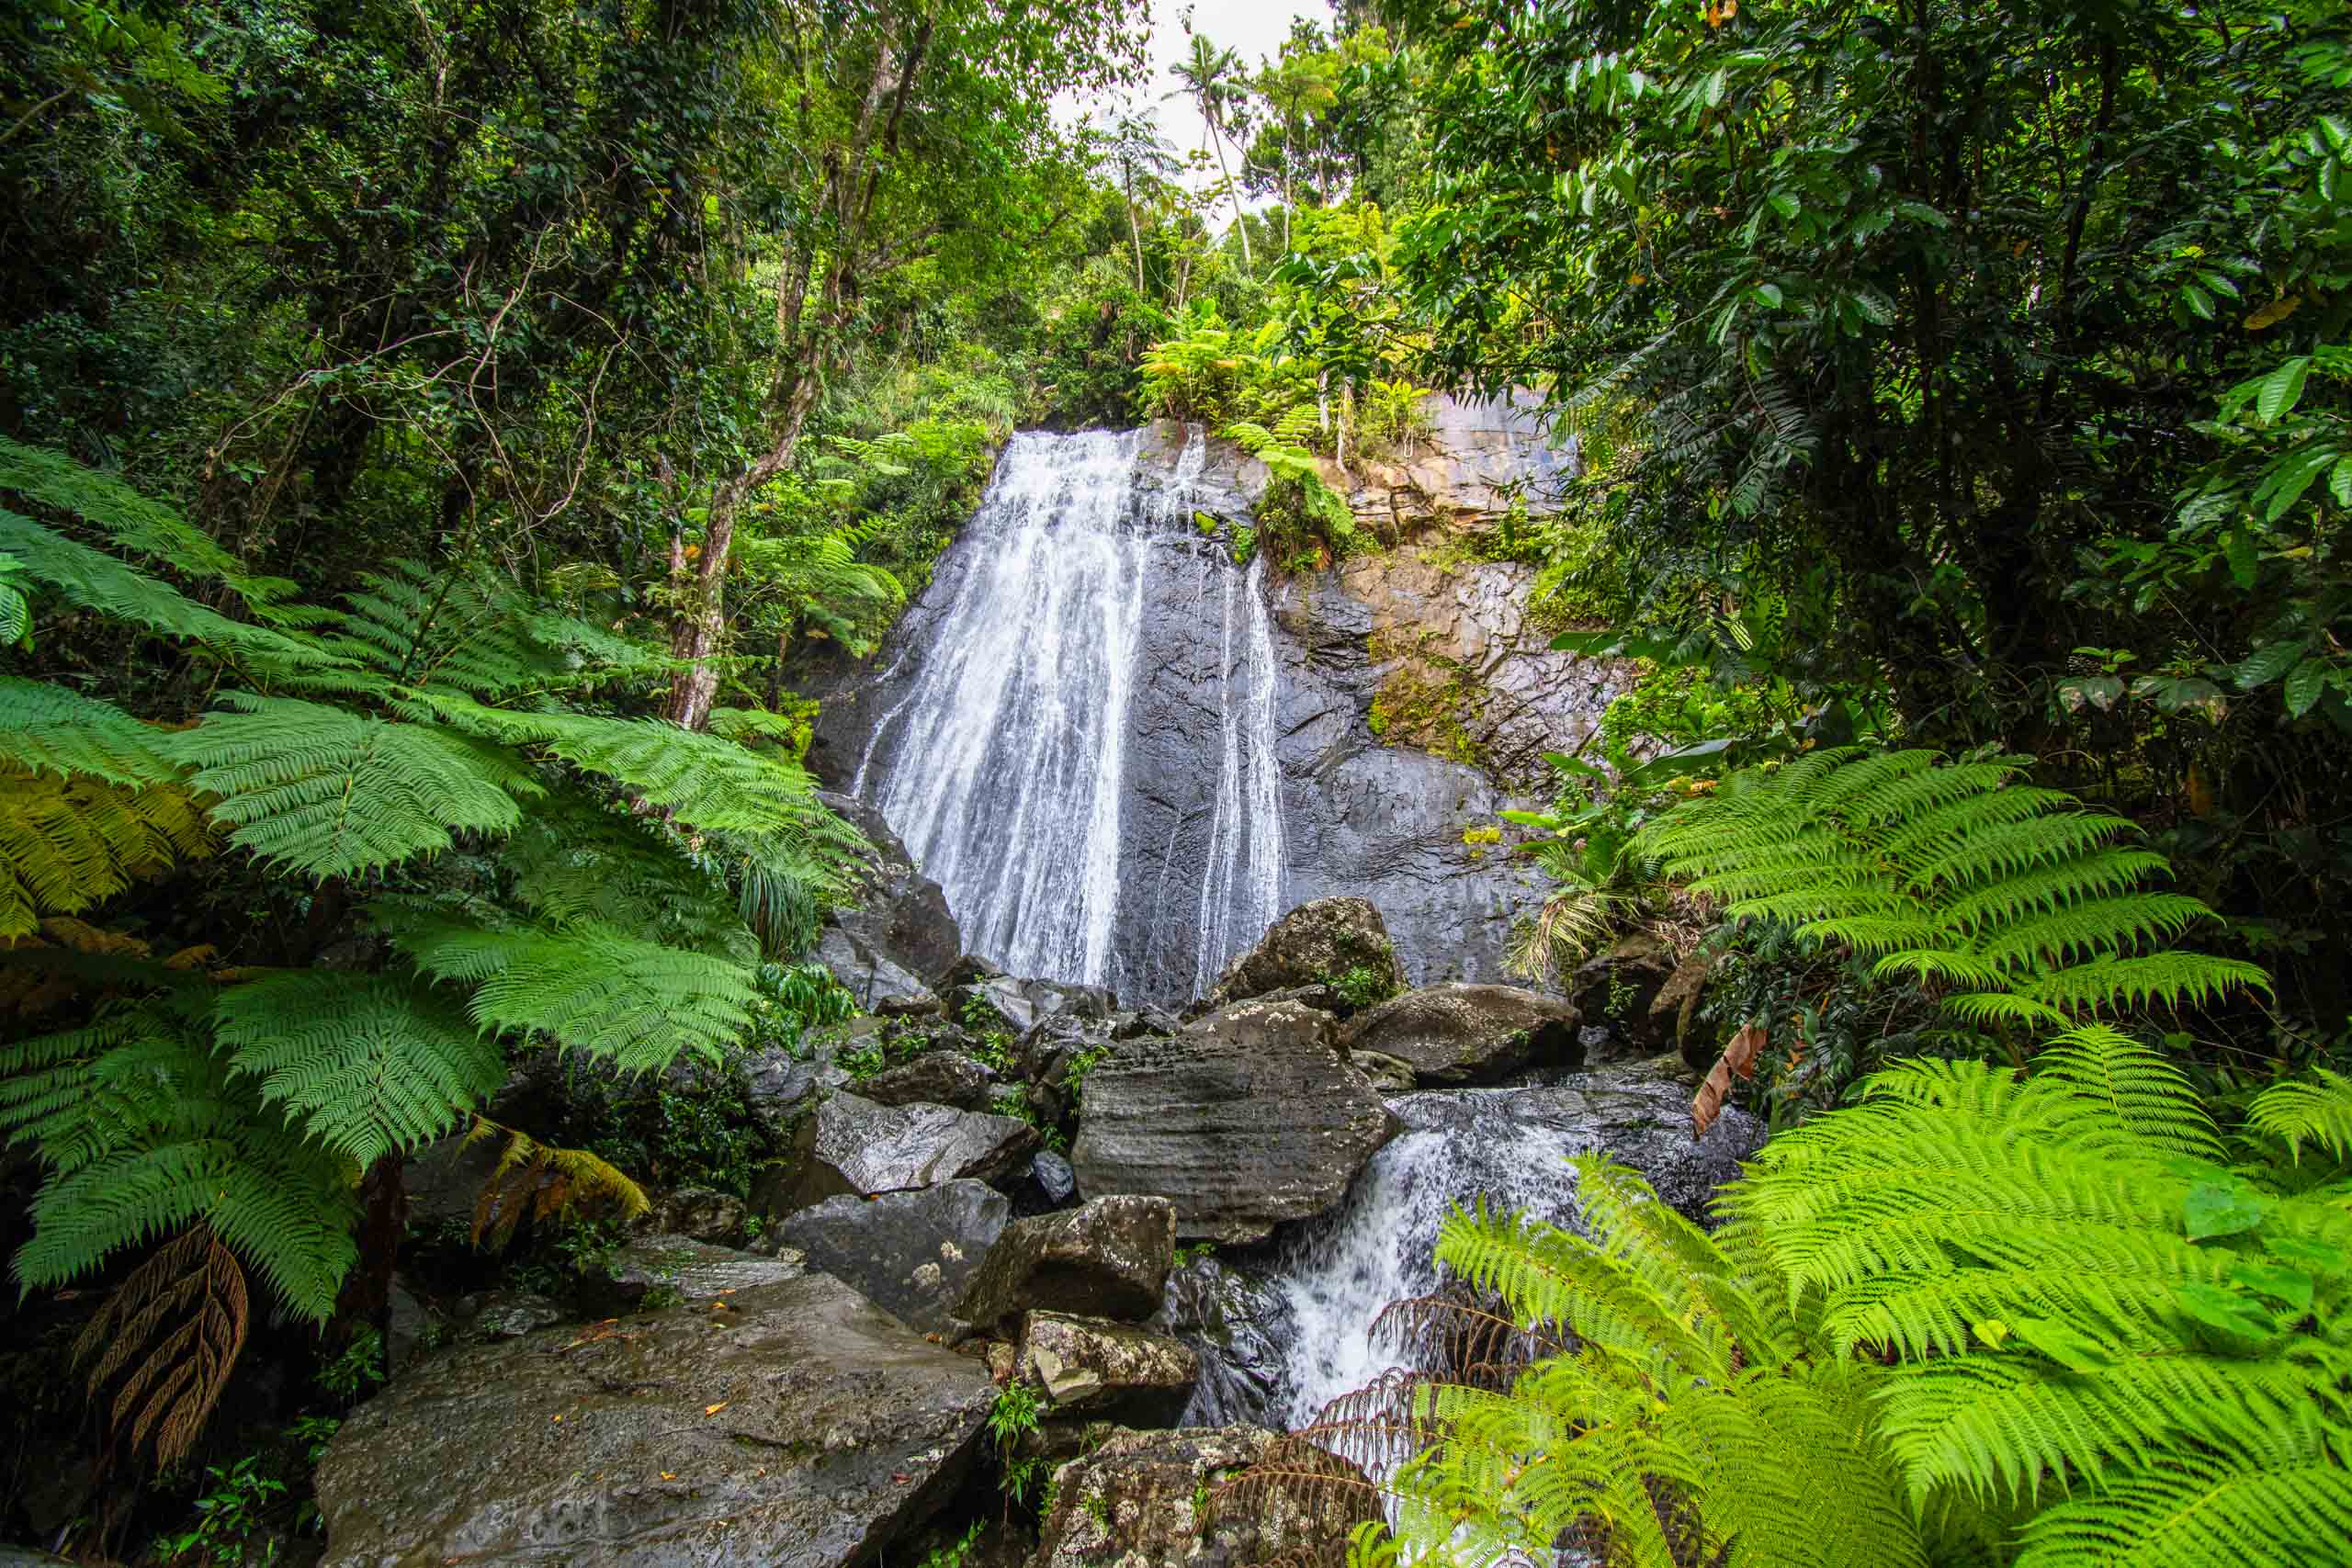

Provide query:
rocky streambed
left=316, top=805, right=1760, bottom=1568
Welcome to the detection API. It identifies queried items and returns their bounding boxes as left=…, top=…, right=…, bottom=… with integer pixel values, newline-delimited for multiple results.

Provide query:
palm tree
left=1104, top=110, right=1182, bottom=292
left=1168, top=29, right=1252, bottom=272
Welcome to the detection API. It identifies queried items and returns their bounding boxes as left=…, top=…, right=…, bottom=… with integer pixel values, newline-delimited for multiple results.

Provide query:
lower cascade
left=852, top=428, right=1286, bottom=997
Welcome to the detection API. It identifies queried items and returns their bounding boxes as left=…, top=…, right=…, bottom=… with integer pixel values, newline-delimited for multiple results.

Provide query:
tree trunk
left=1125, top=172, right=1147, bottom=292
left=1206, top=118, right=1251, bottom=270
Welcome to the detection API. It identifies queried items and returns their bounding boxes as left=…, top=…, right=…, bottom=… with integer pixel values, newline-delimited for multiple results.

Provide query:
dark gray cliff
left=801, top=403, right=1625, bottom=1005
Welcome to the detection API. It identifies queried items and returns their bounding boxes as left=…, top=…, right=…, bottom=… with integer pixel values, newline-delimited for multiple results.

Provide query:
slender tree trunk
left=1206, top=118, right=1251, bottom=269
left=1125, top=170, right=1147, bottom=292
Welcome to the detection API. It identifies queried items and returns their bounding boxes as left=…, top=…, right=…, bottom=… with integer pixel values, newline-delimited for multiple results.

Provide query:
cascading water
left=852, top=428, right=1286, bottom=994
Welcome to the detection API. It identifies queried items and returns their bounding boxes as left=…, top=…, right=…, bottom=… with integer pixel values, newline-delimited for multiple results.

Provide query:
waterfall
left=854, top=428, right=1287, bottom=994
left=1271, top=1089, right=1582, bottom=1430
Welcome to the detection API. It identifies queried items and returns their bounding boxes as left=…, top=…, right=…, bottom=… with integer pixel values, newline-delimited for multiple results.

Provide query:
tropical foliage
left=1340, top=1031, right=2352, bottom=1568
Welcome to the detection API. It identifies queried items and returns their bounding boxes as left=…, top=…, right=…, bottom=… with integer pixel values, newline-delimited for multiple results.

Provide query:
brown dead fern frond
left=1210, top=1435, right=1385, bottom=1560
left=74, top=1223, right=249, bottom=1468
left=465, top=1116, right=649, bottom=1248
left=1288, top=1366, right=1455, bottom=1478
left=1369, top=1289, right=1568, bottom=1380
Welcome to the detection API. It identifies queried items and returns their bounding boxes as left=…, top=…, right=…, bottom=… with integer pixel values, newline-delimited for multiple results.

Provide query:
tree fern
left=213, top=972, right=506, bottom=1168
left=0, top=434, right=314, bottom=624
left=0, top=507, right=326, bottom=661
left=0, top=764, right=213, bottom=937
left=163, top=694, right=542, bottom=878
left=379, top=907, right=760, bottom=1071
left=1367, top=1160, right=1938, bottom=1568
left=1637, top=748, right=2268, bottom=1031
left=2, top=999, right=358, bottom=1321
left=1730, top=1028, right=2352, bottom=1566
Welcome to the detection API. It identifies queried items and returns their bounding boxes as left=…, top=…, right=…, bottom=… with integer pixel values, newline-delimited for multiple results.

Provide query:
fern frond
left=163, top=694, right=542, bottom=878
left=2245, top=1069, right=2352, bottom=1163
left=72, top=1222, right=250, bottom=1468
left=381, top=909, right=758, bottom=1072
left=2024, top=953, right=2274, bottom=1016
left=0, top=677, right=182, bottom=786
left=0, top=764, right=215, bottom=937
left=0, top=436, right=313, bottom=621
left=214, top=972, right=505, bottom=1168
left=7, top=1001, right=357, bottom=1319
left=461, top=1116, right=650, bottom=1247
left=0, top=507, right=326, bottom=660
left=2013, top=1429, right=2352, bottom=1568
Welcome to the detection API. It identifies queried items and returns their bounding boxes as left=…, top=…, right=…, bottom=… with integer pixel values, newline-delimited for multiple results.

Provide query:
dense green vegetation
left=5, top=0, right=2351, bottom=1561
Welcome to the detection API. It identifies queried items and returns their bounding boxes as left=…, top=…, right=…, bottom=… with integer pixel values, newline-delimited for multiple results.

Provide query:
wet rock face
left=1071, top=1001, right=1396, bottom=1243
left=1030, top=1426, right=1373, bottom=1568
left=315, top=1273, right=997, bottom=1568
left=1209, top=897, right=1404, bottom=1009
left=776, top=1179, right=1009, bottom=1336
left=857, top=1049, right=1000, bottom=1111
left=957, top=1195, right=1177, bottom=1337
left=812, top=789, right=961, bottom=1001
left=1405, top=1063, right=1767, bottom=1222
left=1340, top=982, right=1581, bottom=1086
left=1151, top=1258, right=1296, bottom=1428
left=781, top=1092, right=1037, bottom=1213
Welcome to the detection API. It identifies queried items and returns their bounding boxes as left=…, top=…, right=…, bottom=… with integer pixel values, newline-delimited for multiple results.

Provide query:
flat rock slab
left=957, top=1195, right=1175, bottom=1337
left=786, top=1091, right=1037, bottom=1212
left=858, top=1050, right=1000, bottom=1111
left=316, top=1274, right=995, bottom=1568
left=1340, top=982, right=1579, bottom=1086
left=605, top=1235, right=806, bottom=1306
left=777, top=1179, right=1009, bottom=1335
left=1072, top=1001, right=1396, bottom=1243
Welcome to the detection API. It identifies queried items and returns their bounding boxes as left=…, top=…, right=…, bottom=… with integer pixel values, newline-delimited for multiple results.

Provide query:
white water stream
left=855, top=429, right=1285, bottom=991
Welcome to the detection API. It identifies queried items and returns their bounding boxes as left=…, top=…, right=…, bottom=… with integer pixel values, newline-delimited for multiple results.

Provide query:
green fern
left=1373, top=1161, right=1939, bottom=1568
left=2244, top=1068, right=2352, bottom=1165
left=213, top=972, right=505, bottom=1168
left=1, top=999, right=359, bottom=1320
left=379, top=907, right=760, bottom=1071
left=0, top=766, right=214, bottom=937
left=163, top=694, right=542, bottom=878
left=1366, top=1034, right=2352, bottom=1568
left=1637, top=748, right=2269, bottom=1031
left=0, top=507, right=325, bottom=662
left=0, top=434, right=314, bottom=623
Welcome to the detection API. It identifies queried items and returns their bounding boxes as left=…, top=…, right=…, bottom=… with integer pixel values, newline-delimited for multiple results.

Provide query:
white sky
left=1071, top=0, right=1330, bottom=199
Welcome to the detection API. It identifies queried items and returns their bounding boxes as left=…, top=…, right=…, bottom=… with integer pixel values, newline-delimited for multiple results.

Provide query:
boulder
left=1032, top=1150, right=1078, bottom=1206
left=1030, top=1427, right=1374, bottom=1568
left=638, top=1186, right=747, bottom=1245
left=957, top=1196, right=1176, bottom=1337
left=1400, top=1063, right=1767, bottom=1221
left=781, top=1092, right=1037, bottom=1213
left=812, top=790, right=962, bottom=987
left=315, top=1273, right=998, bottom=1568
left=775, top=1180, right=1009, bottom=1335
left=1016, top=1313, right=1197, bottom=1425
left=857, top=1049, right=999, bottom=1111
left=1210, top=897, right=1406, bottom=1010
left=813, top=927, right=939, bottom=1015
left=1071, top=1001, right=1396, bottom=1243
left=1569, top=932, right=1677, bottom=1057
left=603, top=1235, right=806, bottom=1307
left=1340, top=982, right=1580, bottom=1086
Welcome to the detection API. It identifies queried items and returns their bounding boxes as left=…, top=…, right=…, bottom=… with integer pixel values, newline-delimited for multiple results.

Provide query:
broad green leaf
left=2181, top=285, right=2213, bottom=321
left=1750, top=282, right=1783, bottom=308
left=2226, top=1259, right=2314, bottom=1312
left=2222, top=527, right=2256, bottom=590
left=2007, top=1315, right=2117, bottom=1372
left=2175, top=1281, right=2279, bottom=1339
left=2234, top=638, right=2307, bottom=691
left=2183, top=1179, right=2268, bottom=1241
left=2256, top=356, right=2311, bottom=423
left=2284, top=659, right=2327, bottom=717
